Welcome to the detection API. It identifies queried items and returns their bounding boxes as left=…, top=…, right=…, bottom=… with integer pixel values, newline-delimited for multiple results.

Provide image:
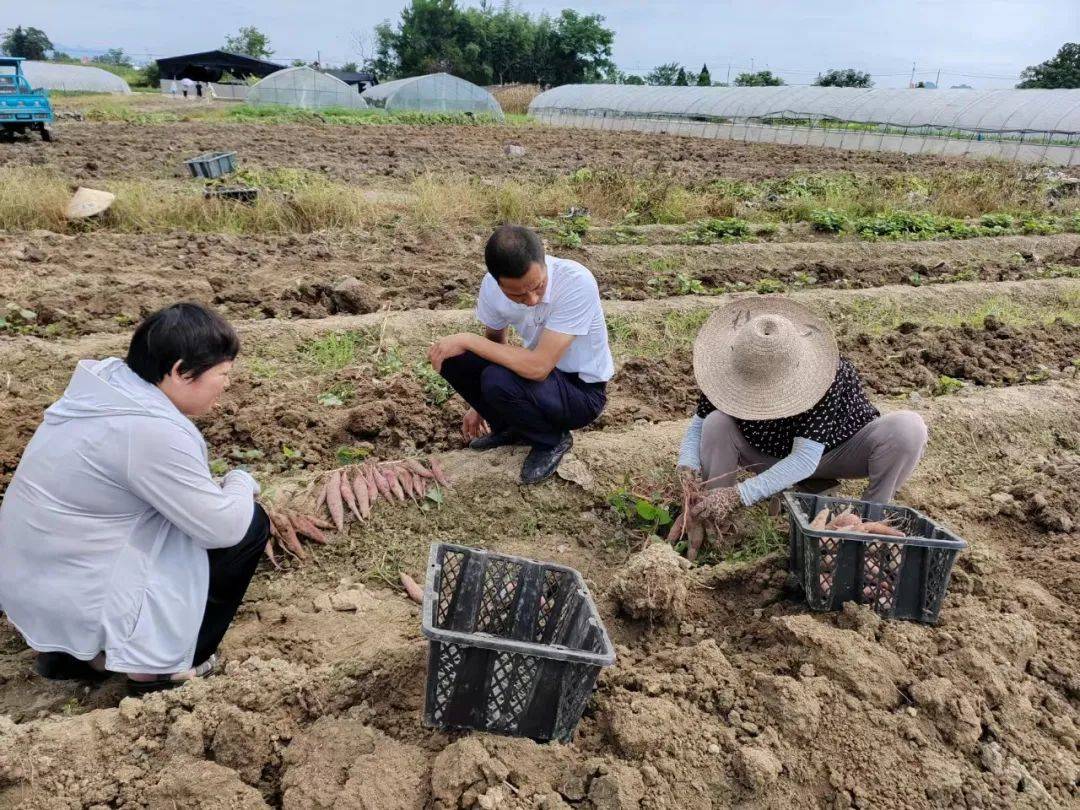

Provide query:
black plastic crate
left=204, top=186, right=258, bottom=203
left=421, top=543, right=616, bottom=742
left=784, top=492, right=967, bottom=624
left=184, top=151, right=237, bottom=179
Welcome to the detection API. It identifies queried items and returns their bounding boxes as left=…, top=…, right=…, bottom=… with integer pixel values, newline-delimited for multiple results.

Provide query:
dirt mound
left=609, top=542, right=691, bottom=623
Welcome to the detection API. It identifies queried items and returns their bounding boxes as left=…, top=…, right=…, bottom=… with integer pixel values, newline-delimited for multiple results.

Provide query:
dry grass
left=1, top=162, right=1073, bottom=238
left=489, top=84, right=541, bottom=115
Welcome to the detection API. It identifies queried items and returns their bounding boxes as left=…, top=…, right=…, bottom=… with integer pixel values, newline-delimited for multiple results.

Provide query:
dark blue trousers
left=439, top=351, right=607, bottom=449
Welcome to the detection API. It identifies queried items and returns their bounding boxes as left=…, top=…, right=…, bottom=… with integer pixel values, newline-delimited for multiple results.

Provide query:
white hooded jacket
left=0, top=358, right=258, bottom=673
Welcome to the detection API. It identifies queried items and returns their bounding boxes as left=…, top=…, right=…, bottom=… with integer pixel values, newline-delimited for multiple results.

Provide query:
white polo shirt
left=475, top=255, right=614, bottom=384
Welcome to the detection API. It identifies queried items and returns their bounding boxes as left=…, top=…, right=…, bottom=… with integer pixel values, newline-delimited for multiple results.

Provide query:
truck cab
left=0, top=57, right=53, bottom=141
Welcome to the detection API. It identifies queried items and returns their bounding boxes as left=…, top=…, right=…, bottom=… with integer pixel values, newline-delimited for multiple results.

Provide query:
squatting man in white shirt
left=428, top=225, right=615, bottom=485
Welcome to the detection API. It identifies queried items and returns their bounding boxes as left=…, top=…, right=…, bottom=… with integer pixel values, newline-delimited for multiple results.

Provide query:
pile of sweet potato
left=262, top=456, right=450, bottom=567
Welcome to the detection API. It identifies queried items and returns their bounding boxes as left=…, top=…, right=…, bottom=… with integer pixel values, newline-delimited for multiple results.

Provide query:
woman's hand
left=461, top=408, right=490, bottom=443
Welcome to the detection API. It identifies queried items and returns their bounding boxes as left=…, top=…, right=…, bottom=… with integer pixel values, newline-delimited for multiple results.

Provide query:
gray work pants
left=699, top=410, right=928, bottom=504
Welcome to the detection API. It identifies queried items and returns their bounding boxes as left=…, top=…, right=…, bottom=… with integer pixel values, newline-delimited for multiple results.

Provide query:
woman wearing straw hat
left=675, top=297, right=927, bottom=557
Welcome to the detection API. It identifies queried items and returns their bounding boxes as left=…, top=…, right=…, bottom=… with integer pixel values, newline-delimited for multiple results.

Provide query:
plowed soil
left=2, top=229, right=1077, bottom=337
left=1, top=119, right=974, bottom=184
left=0, top=383, right=1076, bottom=809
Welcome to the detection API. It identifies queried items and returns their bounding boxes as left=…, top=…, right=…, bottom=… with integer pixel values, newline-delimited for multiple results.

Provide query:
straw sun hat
left=692, top=297, right=839, bottom=421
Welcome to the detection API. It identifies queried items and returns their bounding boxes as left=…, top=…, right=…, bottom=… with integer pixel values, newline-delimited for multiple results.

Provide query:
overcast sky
left=8, top=0, right=1079, bottom=88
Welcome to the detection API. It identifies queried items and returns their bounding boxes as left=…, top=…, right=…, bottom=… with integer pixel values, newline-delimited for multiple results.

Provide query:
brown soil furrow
left=0, top=119, right=973, bottom=185
left=2, top=230, right=1077, bottom=336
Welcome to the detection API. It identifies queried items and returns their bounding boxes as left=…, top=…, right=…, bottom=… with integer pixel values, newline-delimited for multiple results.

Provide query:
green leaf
left=18, top=309, right=36, bottom=322
left=635, top=499, right=658, bottom=521
left=282, top=445, right=301, bottom=459
left=426, top=485, right=445, bottom=505
left=208, top=458, right=229, bottom=476
left=317, top=392, right=345, bottom=407
left=335, top=445, right=371, bottom=464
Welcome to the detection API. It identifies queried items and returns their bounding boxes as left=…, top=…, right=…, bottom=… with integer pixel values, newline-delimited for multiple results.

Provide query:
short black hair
left=126, top=302, right=240, bottom=385
left=484, top=225, right=545, bottom=280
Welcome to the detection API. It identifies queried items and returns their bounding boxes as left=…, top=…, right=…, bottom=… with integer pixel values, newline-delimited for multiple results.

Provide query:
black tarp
left=156, top=50, right=282, bottom=82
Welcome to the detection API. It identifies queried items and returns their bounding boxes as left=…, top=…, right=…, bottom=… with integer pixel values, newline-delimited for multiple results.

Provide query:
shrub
left=809, top=208, right=847, bottom=233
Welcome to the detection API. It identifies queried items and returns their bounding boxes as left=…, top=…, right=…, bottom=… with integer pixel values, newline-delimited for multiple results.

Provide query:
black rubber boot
left=520, top=433, right=573, bottom=485
left=469, top=429, right=524, bottom=451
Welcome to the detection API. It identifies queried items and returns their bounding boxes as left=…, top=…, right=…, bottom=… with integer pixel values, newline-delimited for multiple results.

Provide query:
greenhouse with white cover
left=247, top=66, right=368, bottom=110
left=22, top=61, right=131, bottom=94
left=529, top=85, right=1080, bottom=165
left=361, top=73, right=503, bottom=118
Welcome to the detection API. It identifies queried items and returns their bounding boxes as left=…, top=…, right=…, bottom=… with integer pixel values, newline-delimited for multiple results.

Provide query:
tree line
left=4, top=17, right=1079, bottom=91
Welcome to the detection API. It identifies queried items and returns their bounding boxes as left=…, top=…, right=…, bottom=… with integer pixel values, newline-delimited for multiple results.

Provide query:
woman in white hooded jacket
left=0, top=303, right=268, bottom=691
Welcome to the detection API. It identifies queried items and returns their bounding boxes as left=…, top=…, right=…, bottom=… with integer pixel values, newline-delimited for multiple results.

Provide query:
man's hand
left=691, top=486, right=742, bottom=525
left=462, top=408, right=490, bottom=443
left=428, top=333, right=475, bottom=373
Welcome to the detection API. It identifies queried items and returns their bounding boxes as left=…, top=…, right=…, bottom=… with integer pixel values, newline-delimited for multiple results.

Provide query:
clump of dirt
left=849, top=316, right=1080, bottom=395
left=609, top=542, right=691, bottom=623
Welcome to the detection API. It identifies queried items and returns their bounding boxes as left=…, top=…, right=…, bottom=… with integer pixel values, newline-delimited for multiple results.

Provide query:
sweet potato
left=402, top=458, right=433, bottom=479
left=399, top=572, right=424, bottom=604
left=290, top=513, right=328, bottom=545
left=264, top=540, right=281, bottom=570
left=429, top=457, right=450, bottom=488
left=827, top=512, right=862, bottom=530
left=384, top=467, right=407, bottom=502
left=314, top=477, right=328, bottom=512
left=352, top=470, right=371, bottom=519
left=310, top=515, right=334, bottom=531
left=340, top=472, right=362, bottom=522
left=854, top=521, right=906, bottom=537
left=326, top=470, right=345, bottom=533
left=371, top=466, right=392, bottom=500
left=397, top=467, right=417, bottom=500
left=362, top=465, right=379, bottom=505
left=809, top=508, right=830, bottom=529
left=270, top=511, right=307, bottom=560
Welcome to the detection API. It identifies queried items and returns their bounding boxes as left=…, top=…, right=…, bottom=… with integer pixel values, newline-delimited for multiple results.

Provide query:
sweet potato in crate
left=421, top=543, right=615, bottom=742
left=784, top=492, right=967, bottom=624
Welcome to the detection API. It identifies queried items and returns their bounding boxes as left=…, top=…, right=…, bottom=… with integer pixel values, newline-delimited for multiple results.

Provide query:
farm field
left=0, top=99, right=1078, bottom=809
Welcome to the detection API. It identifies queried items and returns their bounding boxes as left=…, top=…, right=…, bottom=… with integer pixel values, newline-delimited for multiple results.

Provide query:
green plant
left=317, top=382, right=354, bottom=407
left=608, top=486, right=674, bottom=536
left=282, top=445, right=302, bottom=461
left=208, top=458, right=230, bottom=476
left=335, top=445, right=371, bottom=464
left=0, top=304, right=37, bottom=334
left=415, top=361, right=452, bottom=405
left=299, top=331, right=366, bottom=371
left=908, top=273, right=923, bottom=287
left=809, top=208, right=847, bottom=233
left=1019, top=215, right=1062, bottom=236
left=675, top=273, right=707, bottom=295
left=934, top=375, right=964, bottom=396
left=755, top=278, right=786, bottom=294
left=791, top=271, right=817, bottom=288
left=685, top=217, right=751, bottom=244
left=726, top=507, right=787, bottom=563
left=979, top=212, right=1016, bottom=232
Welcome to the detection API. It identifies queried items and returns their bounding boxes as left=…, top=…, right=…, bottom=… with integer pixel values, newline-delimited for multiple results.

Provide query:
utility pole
left=726, top=63, right=731, bottom=84
left=909, top=61, right=916, bottom=88
left=935, top=68, right=941, bottom=88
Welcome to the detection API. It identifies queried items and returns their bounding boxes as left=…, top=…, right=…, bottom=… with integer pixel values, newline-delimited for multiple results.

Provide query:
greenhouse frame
left=361, top=73, right=503, bottom=118
left=529, top=85, right=1080, bottom=166
left=22, top=61, right=131, bottom=94
left=246, top=66, right=368, bottom=110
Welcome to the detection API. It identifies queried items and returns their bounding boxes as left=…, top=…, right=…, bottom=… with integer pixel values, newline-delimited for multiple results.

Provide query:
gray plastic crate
left=184, top=151, right=237, bottom=179
left=421, top=542, right=615, bottom=742
left=784, top=492, right=966, bottom=624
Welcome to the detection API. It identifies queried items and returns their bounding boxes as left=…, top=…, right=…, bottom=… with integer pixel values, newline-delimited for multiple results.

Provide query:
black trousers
left=36, top=503, right=269, bottom=679
left=439, top=351, right=607, bottom=449
left=192, top=502, right=270, bottom=666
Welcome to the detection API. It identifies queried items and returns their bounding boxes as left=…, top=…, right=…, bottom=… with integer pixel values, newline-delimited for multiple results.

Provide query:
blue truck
left=0, top=57, right=53, bottom=141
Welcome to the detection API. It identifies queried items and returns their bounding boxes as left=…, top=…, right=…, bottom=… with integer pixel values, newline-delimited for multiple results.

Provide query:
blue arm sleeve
left=677, top=415, right=704, bottom=471
left=736, top=437, right=825, bottom=506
